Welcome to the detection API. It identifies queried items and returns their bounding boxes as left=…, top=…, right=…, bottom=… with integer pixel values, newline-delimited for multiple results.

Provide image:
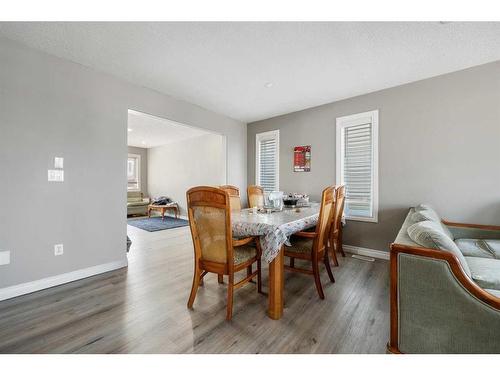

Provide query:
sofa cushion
left=233, top=245, right=257, bottom=265
left=485, top=289, right=500, bottom=298
left=465, top=257, right=500, bottom=290
left=394, top=208, right=419, bottom=246
left=128, top=197, right=144, bottom=203
left=414, top=207, right=440, bottom=222
left=455, top=238, right=500, bottom=259
left=407, top=220, right=471, bottom=276
left=412, top=206, right=454, bottom=240
left=127, top=201, right=149, bottom=207
left=127, top=191, right=143, bottom=198
left=286, top=237, right=313, bottom=254
left=415, top=203, right=435, bottom=213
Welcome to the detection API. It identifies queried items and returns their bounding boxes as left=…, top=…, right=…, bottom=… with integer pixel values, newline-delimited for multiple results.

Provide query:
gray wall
left=248, top=61, right=500, bottom=252
left=148, top=134, right=226, bottom=217
left=0, top=37, right=246, bottom=290
left=127, top=146, right=148, bottom=196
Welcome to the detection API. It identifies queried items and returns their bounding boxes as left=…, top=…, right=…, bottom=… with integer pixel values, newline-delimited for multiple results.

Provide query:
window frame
left=336, top=110, right=379, bottom=223
left=127, top=153, right=141, bottom=192
left=255, top=129, right=280, bottom=192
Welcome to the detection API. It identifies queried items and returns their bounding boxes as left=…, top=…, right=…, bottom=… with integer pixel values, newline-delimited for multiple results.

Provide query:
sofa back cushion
left=127, top=191, right=143, bottom=203
left=412, top=204, right=454, bottom=240
left=394, top=208, right=420, bottom=246
left=407, top=220, right=471, bottom=277
left=413, top=208, right=440, bottom=222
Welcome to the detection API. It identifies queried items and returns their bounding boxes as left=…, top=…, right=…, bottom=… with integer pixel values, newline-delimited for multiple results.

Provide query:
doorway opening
left=126, top=109, right=227, bottom=236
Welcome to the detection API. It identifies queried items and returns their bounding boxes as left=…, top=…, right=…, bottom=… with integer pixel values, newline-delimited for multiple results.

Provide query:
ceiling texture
left=127, top=110, right=211, bottom=148
left=1, top=22, right=499, bottom=123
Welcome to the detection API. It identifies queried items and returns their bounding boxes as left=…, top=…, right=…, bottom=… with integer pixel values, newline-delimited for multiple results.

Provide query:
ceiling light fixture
left=141, top=141, right=146, bottom=145
left=264, top=82, right=273, bottom=88
left=128, top=128, right=133, bottom=132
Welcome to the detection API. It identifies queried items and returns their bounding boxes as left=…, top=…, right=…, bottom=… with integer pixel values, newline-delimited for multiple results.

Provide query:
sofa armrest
left=389, top=243, right=500, bottom=354
left=442, top=220, right=500, bottom=239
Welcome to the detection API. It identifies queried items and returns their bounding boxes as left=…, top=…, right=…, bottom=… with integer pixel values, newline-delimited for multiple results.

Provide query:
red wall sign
left=294, top=145, right=311, bottom=172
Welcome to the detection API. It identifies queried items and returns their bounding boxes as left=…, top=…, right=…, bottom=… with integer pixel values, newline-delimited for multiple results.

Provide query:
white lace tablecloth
left=231, top=204, right=320, bottom=263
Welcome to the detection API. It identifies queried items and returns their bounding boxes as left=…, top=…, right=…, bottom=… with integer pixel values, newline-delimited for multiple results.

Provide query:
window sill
left=346, top=216, right=378, bottom=223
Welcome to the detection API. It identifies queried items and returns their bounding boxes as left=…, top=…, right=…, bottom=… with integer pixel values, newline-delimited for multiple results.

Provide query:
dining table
left=231, top=203, right=320, bottom=319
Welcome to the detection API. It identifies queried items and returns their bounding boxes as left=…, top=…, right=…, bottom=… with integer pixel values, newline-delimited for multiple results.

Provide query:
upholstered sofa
left=389, top=204, right=500, bottom=353
left=127, top=191, right=150, bottom=216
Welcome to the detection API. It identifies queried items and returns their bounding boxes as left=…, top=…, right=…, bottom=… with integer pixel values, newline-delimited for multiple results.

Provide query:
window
left=127, top=154, right=141, bottom=191
left=336, top=110, right=379, bottom=222
left=256, top=130, right=279, bottom=193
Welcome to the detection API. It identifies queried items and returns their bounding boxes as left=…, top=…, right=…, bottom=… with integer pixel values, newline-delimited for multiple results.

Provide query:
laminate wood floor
left=0, top=221, right=390, bottom=353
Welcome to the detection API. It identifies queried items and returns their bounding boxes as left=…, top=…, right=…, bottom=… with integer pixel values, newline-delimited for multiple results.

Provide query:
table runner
left=232, top=204, right=320, bottom=263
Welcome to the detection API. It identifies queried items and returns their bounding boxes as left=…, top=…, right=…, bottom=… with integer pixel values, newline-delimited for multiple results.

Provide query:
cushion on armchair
left=407, top=220, right=471, bottom=277
left=128, top=197, right=144, bottom=203
left=127, top=191, right=148, bottom=204
left=127, top=201, right=149, bottom=207
left=455, top=238, right=500, bottom=259
left=412, top=205, right=454, bottom=240
left=485, top=289, right=500, bottom=298
left=465, top=257, right=500, bottom=290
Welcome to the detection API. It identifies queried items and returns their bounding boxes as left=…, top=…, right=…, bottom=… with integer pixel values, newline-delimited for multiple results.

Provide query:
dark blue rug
left=127, top=216, right=189, bottom=232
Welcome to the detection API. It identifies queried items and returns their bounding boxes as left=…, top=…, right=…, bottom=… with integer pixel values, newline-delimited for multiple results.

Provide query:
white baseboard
left=0, top=259, right=128, bottom=302
left=342, top=244, right=390, bottom=260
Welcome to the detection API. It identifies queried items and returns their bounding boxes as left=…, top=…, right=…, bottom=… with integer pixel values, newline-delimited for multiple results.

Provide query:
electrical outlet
left=54, top=244, right=64, bottom=256
left=0, top=251, right=10, bottom=265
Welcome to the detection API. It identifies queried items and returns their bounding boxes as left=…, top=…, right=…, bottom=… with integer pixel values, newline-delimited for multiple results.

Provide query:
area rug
left=127, top=216, right=189, bottom=232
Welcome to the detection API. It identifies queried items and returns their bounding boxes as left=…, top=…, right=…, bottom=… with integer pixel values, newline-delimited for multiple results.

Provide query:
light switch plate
left=48, top=170, right=64, bottom=182
left=48, top=169, right=57, bottom=181
left=0, top=251, right=11, bottom=265
left=54, top=157, right=64, bottom=169
left=54, top=244, right=64, bottom=256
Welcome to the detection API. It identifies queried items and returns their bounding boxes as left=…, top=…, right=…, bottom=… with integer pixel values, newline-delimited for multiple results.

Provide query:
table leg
left=161, top=208, right=165, bottom=221
left=148, top=207, right=151, bottom=218
left=268, top=246, right=284, bottom=320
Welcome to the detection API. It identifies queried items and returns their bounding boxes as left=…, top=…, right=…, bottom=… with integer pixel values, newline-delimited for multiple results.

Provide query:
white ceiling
left=127, top=110, right=210, bottom=148
left=1, top=22, right=499, bottom=122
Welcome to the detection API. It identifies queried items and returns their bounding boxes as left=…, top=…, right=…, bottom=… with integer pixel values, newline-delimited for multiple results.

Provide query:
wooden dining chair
left=284, top=186, right=336, bottom=299
left=328, top=185, right=346, bottom=266
left=247, top=185, right=265, bottom=208
left=219, top=185, right=242, bottom=211
left=186, top=186, right=262, bottom=320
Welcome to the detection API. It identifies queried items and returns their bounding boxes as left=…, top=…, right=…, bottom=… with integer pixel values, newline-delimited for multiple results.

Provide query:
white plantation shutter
left=256, top=130, right=279, bottom=193
left=336, top=111, right=378, bottom=222
left=343, top=123, right=372, bottom=217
